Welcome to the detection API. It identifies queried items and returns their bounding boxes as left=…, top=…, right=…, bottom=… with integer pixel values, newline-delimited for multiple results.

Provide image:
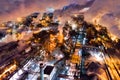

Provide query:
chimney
left=40, top=63, right=44, bottom=80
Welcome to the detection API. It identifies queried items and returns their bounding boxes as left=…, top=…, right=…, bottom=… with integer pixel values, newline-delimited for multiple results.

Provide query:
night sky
left=0, top=0, right=120, bottom=38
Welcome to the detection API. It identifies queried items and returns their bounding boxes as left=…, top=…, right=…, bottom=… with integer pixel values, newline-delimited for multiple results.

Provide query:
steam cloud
left=0, top=0, right=120, bottom=38
left=85, top=0, right=120, bottom=38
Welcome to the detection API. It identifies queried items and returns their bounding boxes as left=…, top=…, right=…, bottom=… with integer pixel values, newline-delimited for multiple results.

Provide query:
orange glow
left=108, top=33, right=118, bottom=42
left=71, top=49, right=80, bottom=64
left=39, top=19, right=49, bottom=27
left=92, top=12, right=105, bottom=25
left=93, top=16, right=101, bottom=25
left=0, top=61, right=17, bottom=80
left=71, top=54, right=80, bottom=64
left=105, top=56, right=120, bottom=80
left=95, top=25, right=101, bottom=31
left=6, top=29, right=12, bottom=33
left=48, top=34, right=57, bottom=52
left=57, top=26, right=64, bottom=44
left=16, top=17, right=24, bottom=23
left=48, top=28, right=64, bottom=53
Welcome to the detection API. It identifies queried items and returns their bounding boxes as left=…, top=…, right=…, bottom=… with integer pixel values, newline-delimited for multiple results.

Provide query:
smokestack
left=40, top=63, right=44, bottom=80
left=80, top=48, right=85, bottom=78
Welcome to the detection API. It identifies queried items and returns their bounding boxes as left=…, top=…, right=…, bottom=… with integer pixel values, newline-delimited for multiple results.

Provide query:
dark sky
left=0, top=0, right=120, bottom=38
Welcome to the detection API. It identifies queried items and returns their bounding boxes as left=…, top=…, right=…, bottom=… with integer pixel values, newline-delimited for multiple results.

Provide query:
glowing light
left=72, top=23, right=77, bottom=30
left=17, top=17, right=24, bottom=23
left=74, top=14, right=78, bottom=17
left=0, top=64, right=17, bottom=79
left=111, top=36, right=117, bottom=41
left=57, top=26, right=64, bottom=44
left=109, top=33, right=118, bottom=42
left=1, top=23, right=5, bottom=27
left=95, top=26, right=101, bottom=31
left=94, top=53, right=103, bottom=61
